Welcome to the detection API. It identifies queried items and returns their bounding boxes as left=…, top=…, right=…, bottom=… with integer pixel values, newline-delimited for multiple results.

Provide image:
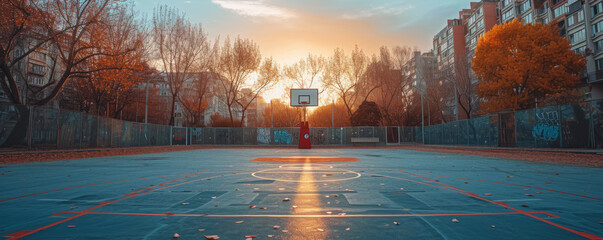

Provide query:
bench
left=351, top=137, right=380, bottom=143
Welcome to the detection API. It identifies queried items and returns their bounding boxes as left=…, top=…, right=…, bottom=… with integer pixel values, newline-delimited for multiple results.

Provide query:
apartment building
left=431, top=0, right=498, bottom=120
left=0, top=34, right=63, bottom=106
left=429, top=0, right=603, bottom=117
left=503, top=0, right=603, bottom=99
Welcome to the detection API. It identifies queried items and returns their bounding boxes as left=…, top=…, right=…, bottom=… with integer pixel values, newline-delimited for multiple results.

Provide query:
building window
left=595, top=40, right=603, bottom=53
left=523, top=12, right=533, bottom=24
left=592, top=3, right=603, bottom=17
left=568, top=11, right=584, bottom=26
left=477, top=19, right=484, bottom=30
left=501, top=0, right=512, bottom=9
left=517, top=0, right=531, bottom=14
left=596, top=58, right=603, bottom=70
left=503, top=9, right=514, bottom=21
left=552, top=4, right=567, bottom=18
left=573, top=46, right=586, bottom=54
left=593, top=21, right=603, bottom=36
left=569, top=29, right=585, bottom=44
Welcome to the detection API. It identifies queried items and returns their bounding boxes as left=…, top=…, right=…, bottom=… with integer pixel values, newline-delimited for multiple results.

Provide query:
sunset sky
left=134, top=0, right=471, bottom=100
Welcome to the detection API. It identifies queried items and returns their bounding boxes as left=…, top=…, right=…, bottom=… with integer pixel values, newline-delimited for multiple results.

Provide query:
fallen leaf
left=282, top=198, right=291, bottom=201
left=67, top=225, right=76, bottom=228
left=491, top=225, right=496, bottom=228
left=267, top=235, right=273, bottom=238
left=451, top=218, right=459, bottom=223
left=211, top=196, right=217, bottom=199
left=521, top=204, right=529, bottom=207
left=249, top=205, right=256, bottom=208
left=70, top=206, right=78, bottom=209
left=204, top=235, right=219, bottom=240
left=394, top=221, right=400, bottom=225
left=326, top=211, right=332, bottom=215
left=259, top=207, right=267, bottom=210
left=181, top=202, right=189, bottom=205
left=317, top=228, right=324, bottom=232
left=173, top=233, right=181, bottom=238
left=214, top=204, right=219, bottom=207
left=198, top=229, right=205, bottom=231
left=338, top=213, right=347, bottom=216
left=234, top=189, right=239, bottom=191
left=292, top=205, right=298, bottom=209
left=333, top=194, right=339, bottom=197
left=245, top=235, right=256, bottom=238
left=377, top=204, right=382, bottom=207
left=484, top=193, right=492, bottom=196
left=525, top=194, right=534, bottom=197
left=345, top=228, right=350, bottom=231
left=273, top=225, right=281, bottom=229
left=236, top=221, right=244, bottom=224
left=282, top=230, right=288, bottom=233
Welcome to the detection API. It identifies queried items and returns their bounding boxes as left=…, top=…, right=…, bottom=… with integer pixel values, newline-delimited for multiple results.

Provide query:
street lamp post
left=145, top=71, right=164, bottom=124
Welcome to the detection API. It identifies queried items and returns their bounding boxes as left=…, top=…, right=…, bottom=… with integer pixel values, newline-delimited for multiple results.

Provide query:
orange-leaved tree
left=472, top=19, right=585, bottom=113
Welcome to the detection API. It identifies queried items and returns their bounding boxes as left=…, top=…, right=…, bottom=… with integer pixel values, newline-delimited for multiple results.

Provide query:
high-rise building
left=431, top=0, right=603, bottom=115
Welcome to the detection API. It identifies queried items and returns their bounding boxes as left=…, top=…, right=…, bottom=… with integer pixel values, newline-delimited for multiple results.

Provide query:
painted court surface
left=0, top=149, right=602, bottom=239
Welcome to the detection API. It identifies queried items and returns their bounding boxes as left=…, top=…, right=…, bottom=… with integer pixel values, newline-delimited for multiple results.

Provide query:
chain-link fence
left=0, top=101, right=601, bottom=149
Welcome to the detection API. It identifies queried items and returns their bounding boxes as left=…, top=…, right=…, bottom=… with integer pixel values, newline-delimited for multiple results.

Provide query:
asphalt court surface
left=0, top=148, right=602, bottom=239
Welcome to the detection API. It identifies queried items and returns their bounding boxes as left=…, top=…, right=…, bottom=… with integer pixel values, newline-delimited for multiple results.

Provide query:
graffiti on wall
left=273, top=130, right=292, bottom=144
left=532, top=111, right=560, bottom=142
left=257, top=128, right=270, bottom=144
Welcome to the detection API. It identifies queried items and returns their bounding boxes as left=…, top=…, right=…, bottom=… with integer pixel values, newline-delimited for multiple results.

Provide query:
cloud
left=212, top=0, right=296, bottom=19
left=342, top=5, right=414, bottom=19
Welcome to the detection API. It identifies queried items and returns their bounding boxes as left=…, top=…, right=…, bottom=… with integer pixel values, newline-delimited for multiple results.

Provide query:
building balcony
left=28, top=66, right=46, bottom=76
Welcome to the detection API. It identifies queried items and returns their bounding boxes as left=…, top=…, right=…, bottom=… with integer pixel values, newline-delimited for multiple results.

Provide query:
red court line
left=56, top=211, right=559, bottom=218
left=0, top=175, right=184, bottom=203
left=396, top=170, right=602, bottom=240
left=5, top=170, right=212, bottom=240
left=423, top=175, right=603, bottom=201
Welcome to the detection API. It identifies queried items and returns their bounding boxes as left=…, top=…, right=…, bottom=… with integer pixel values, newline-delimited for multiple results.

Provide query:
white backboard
left=290, top=89, right=319, bottom=107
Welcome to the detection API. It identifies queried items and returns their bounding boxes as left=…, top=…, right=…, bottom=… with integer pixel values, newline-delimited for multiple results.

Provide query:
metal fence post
left=170, top=126, right=173, bottom=146
left=56, top=108, right=61, bottom=148
left=558, top=107, right=563, bottom=148
left=27, top=106, right=33, bottom=148
left=79, top=112, right=84, bottom=148
left=110, top=118, right=113, bottom=147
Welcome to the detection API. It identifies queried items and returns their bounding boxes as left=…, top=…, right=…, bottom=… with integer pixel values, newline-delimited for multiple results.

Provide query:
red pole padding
left=299, top=121, right=311, bottom=149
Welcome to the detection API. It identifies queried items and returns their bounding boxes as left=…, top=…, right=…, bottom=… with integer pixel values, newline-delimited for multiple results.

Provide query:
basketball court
left=1, top=148, right=602, bottom=239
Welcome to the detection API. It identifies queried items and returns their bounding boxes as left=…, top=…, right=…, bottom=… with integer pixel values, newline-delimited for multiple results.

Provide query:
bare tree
left=152, top=5, right=209, bottom=125
left=284, top=53, right=325, bottom=89
left=441, top=57, right=475, bottom=119
left=213, top=36, right=262, bottom=126
left=366, top=46, right=414, bottom=126
left=178, top=40, right=218, bottom=127
left=322, top=46, right=373, bottom=124
left=69, top=4, right=148, bottom=117
left=0, top=0, right=141, bottom=106
left=236, top=57, right=279, bottom=127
